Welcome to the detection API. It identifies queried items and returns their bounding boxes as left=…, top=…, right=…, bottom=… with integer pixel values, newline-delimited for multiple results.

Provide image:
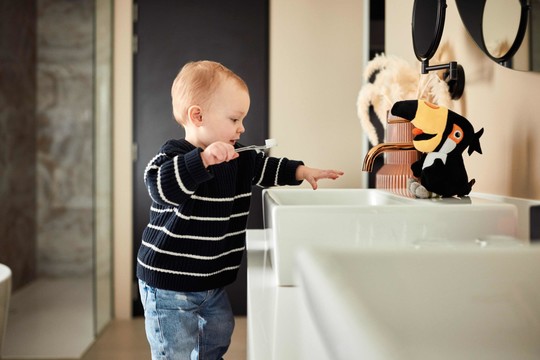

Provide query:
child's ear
left=187, top=105, right=203, bottom=126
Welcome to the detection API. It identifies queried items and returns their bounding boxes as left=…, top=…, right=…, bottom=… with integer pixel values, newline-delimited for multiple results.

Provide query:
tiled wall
left=0, top=0, right=38, bottom=290
left=36, top=0, right=94, bottom=277
left=0, top=0, right=94, bottom=289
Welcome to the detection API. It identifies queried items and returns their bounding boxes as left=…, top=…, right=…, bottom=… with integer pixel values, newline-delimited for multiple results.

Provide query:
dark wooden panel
left=133, top=0, right=269, bottom=316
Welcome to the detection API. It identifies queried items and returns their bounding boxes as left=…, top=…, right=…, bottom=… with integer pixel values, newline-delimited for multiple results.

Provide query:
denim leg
left=138, top=281, right=235, bottom=360
left=139, top=280, right=199, bottom=359
left=198, top=288, right=235, bottom=360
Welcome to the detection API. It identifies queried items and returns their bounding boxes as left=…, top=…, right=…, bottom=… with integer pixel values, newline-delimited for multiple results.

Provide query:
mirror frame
left=455, top=0, right=530, bottom=66
left=411, top=0, right=464, bottom=100
left=412, top=0, right=447, bottom=61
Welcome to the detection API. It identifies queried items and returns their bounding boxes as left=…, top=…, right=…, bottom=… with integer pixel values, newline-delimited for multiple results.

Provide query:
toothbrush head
left=265, top=138, right=277, bottom=148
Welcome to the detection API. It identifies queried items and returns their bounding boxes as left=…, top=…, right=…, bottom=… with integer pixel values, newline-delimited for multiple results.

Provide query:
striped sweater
left=136, top=139, right=304, bottom=291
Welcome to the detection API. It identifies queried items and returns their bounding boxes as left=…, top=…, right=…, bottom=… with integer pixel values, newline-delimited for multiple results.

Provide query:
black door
left=133, top=0, right=269, bottom=316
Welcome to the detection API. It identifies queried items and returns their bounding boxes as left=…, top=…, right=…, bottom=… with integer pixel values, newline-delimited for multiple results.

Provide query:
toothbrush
left=235, top=138, right=278, bottom=153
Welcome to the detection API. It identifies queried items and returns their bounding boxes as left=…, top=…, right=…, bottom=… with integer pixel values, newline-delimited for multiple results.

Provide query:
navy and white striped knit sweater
left=136, top=139, right=304, bottom=292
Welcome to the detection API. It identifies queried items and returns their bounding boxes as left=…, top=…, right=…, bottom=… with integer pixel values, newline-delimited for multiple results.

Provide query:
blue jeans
left=138, top=280, right=235, bottom=360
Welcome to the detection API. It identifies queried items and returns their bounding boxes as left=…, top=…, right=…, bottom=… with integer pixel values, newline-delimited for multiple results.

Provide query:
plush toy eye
left=449, top=124, right=464, bottom=143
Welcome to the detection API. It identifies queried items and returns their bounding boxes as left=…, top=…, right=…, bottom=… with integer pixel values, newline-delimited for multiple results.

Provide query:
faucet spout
left=362, top=142, right=416, bottom=172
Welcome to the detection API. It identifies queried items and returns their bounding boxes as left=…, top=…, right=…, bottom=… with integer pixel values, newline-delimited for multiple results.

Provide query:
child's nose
left=238, top=123, right=245, bottom=133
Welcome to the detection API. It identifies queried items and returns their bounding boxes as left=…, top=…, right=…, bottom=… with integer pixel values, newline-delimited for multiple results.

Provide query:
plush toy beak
left=391, top=100, right=448, bottom=153
left=390, top=100, right=418, bottom=121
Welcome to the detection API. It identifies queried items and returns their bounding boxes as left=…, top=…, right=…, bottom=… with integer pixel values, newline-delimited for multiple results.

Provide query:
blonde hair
left=171, top=60, right=248, bottom=126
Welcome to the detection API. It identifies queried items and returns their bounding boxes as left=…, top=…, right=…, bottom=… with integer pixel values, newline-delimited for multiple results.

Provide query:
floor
left=3, top=315, right=246, bottom=360
left=2, top=278, right=246, bottom=360
left=2, top=277, right=94, bottom=359
left=80, top=317, right=247, bottom=360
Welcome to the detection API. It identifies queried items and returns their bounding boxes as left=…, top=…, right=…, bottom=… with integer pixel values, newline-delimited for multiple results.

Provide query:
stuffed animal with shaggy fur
left=356, top=53, right=452, bottom=145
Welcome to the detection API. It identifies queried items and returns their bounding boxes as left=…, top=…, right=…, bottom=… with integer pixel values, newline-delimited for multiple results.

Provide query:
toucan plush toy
left=391, top=100, right=484, bottom=198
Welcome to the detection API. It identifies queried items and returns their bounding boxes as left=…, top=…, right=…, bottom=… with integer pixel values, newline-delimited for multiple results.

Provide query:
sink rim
left=263, top=188, right=521, bottom=207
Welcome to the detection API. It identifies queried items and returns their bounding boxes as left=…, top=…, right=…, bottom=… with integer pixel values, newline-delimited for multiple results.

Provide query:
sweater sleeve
left=252, top=151, right=304, bottom=187
left=144, top=143, right=213, bottom=207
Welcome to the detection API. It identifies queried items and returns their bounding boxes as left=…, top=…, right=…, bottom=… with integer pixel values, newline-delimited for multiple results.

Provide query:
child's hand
left=200, top=142, right=239, bottom=168
left=295, top=165, right=344, bottom=190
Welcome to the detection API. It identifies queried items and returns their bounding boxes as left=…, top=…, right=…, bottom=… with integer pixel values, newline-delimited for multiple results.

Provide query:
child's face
left=197, top=78, right=250, bottom=148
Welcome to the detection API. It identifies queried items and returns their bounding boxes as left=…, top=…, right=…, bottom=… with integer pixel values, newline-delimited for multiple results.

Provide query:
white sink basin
left=263, top=189, right=519, bottom=286
left=297, top=245, right=540, bottom=360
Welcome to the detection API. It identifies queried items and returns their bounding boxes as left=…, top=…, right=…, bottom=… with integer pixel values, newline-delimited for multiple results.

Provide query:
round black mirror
left=412, top=0, right=447, bottom=61
left=411, top=0, right=464, bottom=100
left=455, top=0, right=530, bottom=69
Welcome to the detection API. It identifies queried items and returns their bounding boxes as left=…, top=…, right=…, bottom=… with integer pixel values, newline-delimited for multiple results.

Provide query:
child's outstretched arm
left=295, top=165, right=344, bottom=190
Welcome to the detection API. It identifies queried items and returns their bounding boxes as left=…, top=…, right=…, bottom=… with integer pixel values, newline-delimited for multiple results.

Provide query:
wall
left=111, top=0, right=367, bottom=318
left=95, top=0, right=114, bottom=333
left=270, top=0, right=366, bottom=188
left=35, top=0, right=94, bottom=277
left=386, top=0, right=540, bottom=200
left=0, top=0, right=37, bottom=290
left=1, top=0, right=95, bottom=287
left=113, top=0, right=134, bottom=319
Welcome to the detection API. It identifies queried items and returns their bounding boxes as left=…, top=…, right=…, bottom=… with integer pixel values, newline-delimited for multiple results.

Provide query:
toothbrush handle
left=235, top=145, right=267, bottom=153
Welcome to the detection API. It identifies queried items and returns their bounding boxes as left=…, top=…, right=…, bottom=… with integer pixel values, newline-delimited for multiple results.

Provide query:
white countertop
left=247, top=191, right=540, bottom=359
left=246, top=230, right=331, bottom=360
left=246, top=229, right=540, bottom=360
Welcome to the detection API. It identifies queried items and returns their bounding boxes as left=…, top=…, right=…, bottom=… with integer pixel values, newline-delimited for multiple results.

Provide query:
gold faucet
left=362, top=142, right=416, bottom=172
